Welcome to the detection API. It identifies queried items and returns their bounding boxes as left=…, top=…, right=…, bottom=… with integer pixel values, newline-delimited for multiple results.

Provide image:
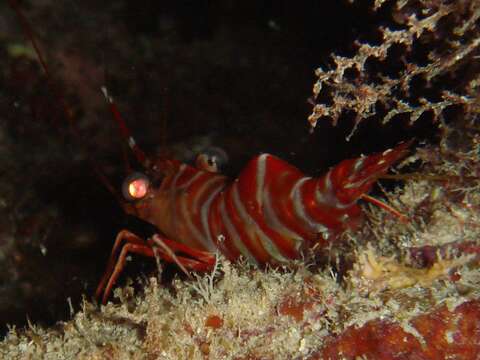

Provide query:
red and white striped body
left=132, top=143, right=409, bottom=265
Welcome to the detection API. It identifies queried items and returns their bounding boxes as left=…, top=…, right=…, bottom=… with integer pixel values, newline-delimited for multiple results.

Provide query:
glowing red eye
left=122, top=173, right=150, bottom=201
left=128, top=178, right=148, bottom=198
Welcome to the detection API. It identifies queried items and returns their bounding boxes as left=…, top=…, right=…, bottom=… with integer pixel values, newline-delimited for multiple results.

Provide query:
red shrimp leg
left=95, top=230, right=146, bottom=301
left=361, top=194, right=409, bottom=223
left=96, top=231, right=216, bottom=304
left=151, top=234, right=217, bottom=265
left=99, top=241, right=155, bottom=304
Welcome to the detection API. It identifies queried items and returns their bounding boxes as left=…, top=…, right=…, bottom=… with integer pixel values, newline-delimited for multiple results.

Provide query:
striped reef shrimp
left=7, top=0, right=410, bottom=304
left=95, top=92, right=410, bottom=303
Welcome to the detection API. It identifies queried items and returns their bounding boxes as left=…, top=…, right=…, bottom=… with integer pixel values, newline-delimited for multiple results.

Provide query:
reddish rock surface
left=311, top=299, right=480, bottom=359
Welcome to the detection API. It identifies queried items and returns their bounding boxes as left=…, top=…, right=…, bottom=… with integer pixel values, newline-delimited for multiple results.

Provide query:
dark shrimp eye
left=122, top=172, right=150, bottom=201
left=199, top=146, right=229, bottom=172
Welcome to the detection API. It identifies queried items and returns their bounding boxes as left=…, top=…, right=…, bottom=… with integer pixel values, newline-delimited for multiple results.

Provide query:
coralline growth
left=308, top=0, right=480, bottom=138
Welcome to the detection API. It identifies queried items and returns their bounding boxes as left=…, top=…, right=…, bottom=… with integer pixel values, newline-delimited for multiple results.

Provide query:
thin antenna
left=8, top=0, right=74, bottom=130
left=101, top=86, right=150, bottom=169
left=8, top=0, right=122, bottom=202
left=160, top=87, right=169, bottom=154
